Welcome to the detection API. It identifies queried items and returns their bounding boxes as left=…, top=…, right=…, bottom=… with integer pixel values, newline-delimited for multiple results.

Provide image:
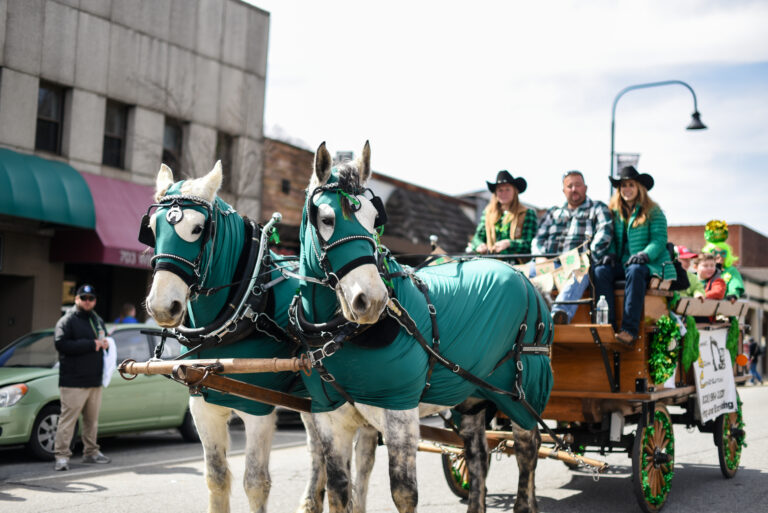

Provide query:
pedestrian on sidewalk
left=748, top=336, right=764, bottom=385
left=53, top=284, right=112, bottom=471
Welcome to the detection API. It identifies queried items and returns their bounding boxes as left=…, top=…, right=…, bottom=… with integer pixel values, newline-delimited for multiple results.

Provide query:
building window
left=162, top=118, right=184, bottom=175
left=35, top=82, right=65, bottom=154
left=215, top=132, right=234, bottom=191
left=102, top=101, right=129, bottom=168
left=281, top=179, right=291, bottom=194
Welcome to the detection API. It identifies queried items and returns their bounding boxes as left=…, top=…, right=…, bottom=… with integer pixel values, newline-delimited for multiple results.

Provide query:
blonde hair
left=483, top=191, right=524, bottom=247
left=609, top=180, right=658, bottom=227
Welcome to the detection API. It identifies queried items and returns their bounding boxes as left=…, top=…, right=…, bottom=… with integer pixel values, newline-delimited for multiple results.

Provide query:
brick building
left=261, top=138, right=476, bottom=257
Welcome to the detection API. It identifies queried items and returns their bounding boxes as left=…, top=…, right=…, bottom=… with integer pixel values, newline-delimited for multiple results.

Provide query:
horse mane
left=335, top=164, right=364, bottom=219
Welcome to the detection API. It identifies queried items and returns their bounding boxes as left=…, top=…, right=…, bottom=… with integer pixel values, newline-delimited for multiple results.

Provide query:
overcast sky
left=249, top=0, right=768, bottom=237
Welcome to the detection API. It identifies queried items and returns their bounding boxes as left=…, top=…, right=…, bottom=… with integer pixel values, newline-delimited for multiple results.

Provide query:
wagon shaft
left=418, top=425, right=607, bottom=472
left=118, top=356, right=311, bottom=376
left=117, top=358, right=312, bottom=413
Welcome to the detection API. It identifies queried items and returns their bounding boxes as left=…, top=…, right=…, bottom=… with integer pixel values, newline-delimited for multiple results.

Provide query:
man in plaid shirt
left=532, top=170, right=614, bottom=323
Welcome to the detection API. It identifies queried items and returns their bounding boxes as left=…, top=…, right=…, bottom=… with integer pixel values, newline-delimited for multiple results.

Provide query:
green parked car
left=0, top=323, right=198, bottom=460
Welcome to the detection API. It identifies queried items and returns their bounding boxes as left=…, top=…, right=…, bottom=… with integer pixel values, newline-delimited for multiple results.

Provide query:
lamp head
left=687, top=111, right=707, bottom=130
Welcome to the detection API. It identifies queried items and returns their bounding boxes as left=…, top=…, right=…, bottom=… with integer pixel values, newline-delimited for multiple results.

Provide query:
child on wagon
left=696, top=253, right=726, bottom=300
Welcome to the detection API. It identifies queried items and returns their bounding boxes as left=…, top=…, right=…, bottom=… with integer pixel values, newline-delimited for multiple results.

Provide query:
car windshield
left=0, top=332, right=58, bottom=368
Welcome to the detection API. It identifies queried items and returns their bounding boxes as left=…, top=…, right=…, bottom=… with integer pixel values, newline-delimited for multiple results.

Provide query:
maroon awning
left=51, top=174, right=154, bottom=269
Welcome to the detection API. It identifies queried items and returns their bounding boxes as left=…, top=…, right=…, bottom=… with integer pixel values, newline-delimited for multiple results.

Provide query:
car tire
left=178, top=409, right=199, bottom=443
left=27, top=404, right=76, bottom=461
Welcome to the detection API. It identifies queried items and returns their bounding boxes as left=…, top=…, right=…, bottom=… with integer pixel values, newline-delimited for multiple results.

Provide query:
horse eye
left=192, top=225, right=203, bottom=235
left=321, top=218, right=334, bottom=227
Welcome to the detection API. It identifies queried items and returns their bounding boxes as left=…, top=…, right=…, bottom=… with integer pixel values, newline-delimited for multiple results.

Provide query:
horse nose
left=169, top=300, right=184, bottom=318
left=352, top=292, right=369, bottom=314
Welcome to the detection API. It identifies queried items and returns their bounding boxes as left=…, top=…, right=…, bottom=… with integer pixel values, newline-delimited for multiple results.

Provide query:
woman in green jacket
left=594, top=166, right=676, bottom=345
left=468, top=170, right=537, bottom=260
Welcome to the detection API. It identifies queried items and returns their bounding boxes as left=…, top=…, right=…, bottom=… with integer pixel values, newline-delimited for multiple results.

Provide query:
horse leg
left=457, top=406, right=489, bottom=513
left=314, top=405, right=363, bottom=513
left=351, top=426, right=379, bottom=513
left=296, top=412, right=327, bottom=513
left=238, top=410, right=277, bottom=513
left=356, top=405, right=419, bottom=513
left=190, top=396, right=233, bottom=513
left=511, top=423, right=541, bottom=513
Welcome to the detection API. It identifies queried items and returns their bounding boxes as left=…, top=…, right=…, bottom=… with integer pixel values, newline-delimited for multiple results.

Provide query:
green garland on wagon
left=641, top=411, right=675, bottom=506
left=726, top=316, right=739, bottom=365
left=650, top=315, right=681, bottom=384
left=723, top=397, right=746, bottom=471
left=681, top=315, right=700, bottom=371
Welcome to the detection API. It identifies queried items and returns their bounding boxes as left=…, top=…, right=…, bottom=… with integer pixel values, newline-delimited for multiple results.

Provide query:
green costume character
left=701, top=220, right=745, bottom=300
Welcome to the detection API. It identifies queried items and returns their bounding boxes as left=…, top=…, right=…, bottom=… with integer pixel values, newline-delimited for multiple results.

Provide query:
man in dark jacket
left=53, top=284, right=111, bottom=471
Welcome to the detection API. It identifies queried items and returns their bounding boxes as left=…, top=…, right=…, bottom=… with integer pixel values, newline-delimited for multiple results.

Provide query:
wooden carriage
left=119, top=277, right=749, bottom=513
left=539, top=282, right=749, bottom=513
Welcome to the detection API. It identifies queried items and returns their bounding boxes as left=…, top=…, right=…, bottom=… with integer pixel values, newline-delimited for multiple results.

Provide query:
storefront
left=0, top=149, right=153, bottom=346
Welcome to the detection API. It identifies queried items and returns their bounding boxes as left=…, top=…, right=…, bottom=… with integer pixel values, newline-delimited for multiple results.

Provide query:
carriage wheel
left=714, top=396, right=745, bottom=479
left=441, top=451, right=492, bottom=500
left=632, top=404, right=674, bottom=513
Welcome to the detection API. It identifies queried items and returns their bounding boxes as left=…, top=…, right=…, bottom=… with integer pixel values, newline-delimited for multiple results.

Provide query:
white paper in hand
left=102, top=336, right=117, bottom=387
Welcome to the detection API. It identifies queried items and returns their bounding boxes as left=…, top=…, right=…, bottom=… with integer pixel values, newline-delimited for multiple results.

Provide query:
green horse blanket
left=301, top=258, right=553, bottom=430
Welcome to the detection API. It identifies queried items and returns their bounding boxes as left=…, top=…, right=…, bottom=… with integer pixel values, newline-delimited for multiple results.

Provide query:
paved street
left=1, top=386, right=766, bottom=512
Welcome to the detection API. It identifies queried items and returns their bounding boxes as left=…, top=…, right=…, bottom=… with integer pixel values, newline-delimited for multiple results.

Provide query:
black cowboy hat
left=609, top=165, right=654, bottom=191
left=486, top=170, right=527, bottom=194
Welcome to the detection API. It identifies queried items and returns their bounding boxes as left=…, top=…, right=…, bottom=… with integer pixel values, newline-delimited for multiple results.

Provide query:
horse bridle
left=138, top=194, right=221, bottom=293
left=303, top=183, right=388, bottom=289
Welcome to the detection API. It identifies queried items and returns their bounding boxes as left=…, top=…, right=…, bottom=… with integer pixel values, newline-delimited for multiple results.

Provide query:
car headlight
left=0, top=384, right=29, bottom=407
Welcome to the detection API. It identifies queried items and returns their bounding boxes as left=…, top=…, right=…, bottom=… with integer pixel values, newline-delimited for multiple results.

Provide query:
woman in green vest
left=593, top=166, right=676, bottom=346
left=468, top=170, right=537, bottom=259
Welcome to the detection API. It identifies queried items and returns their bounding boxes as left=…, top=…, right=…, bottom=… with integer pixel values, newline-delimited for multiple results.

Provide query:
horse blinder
left=138, top=214, right=156, bottom=248
left=370, top=195, right=387, bottom=228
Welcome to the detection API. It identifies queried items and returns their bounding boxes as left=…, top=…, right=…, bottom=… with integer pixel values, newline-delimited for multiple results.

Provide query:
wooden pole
left=118, top=356, right=311, bottom=376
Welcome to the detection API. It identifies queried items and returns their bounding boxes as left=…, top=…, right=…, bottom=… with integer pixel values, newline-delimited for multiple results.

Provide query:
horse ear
left=358, top=140, right=371, bottom=184
left=312, top=141, right=332, bottom=188
left=189, top=160, right=223, bottom=202
left=155, top=164, right=174, bottom=201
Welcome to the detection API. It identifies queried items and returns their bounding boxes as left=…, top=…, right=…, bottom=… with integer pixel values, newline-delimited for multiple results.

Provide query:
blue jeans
left=529, top=261, right=596, bottom=322
left=593, top=262, right=650, bottom=337
left=550, top=274, right=591, bottom=322
left=750, top=361, right=763, bottom=384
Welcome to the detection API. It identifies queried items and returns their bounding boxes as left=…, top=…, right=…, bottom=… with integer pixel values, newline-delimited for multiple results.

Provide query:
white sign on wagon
left=693, top=327, right=737, bottom=424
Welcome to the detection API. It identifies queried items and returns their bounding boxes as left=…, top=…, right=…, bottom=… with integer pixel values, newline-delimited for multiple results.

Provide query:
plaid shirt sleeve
left=506, top=208, right=537, bottom=254
left=531, top=208, right=555, bottom=255
left=589, top=202, right=614, bottom=260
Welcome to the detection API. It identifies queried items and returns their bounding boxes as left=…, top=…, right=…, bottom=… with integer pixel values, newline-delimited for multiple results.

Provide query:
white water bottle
left=596, top=295, right=609, bottom=324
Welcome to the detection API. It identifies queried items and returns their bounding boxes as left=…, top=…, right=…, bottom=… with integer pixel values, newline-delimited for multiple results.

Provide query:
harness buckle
left=517, top=359, right=524, bottom=372
left=427, top=304, right=437, bottom=316
left=327, top=272, right=340, bottom=288
left=308, top=348, right=325, bottom=367
left=319, top=371, right=336, bottom=383
left=308, top=341, right=339, bottom=367
left=243, top=305, right=257, bottom=322
left=321, top=340, right=339, bottom=358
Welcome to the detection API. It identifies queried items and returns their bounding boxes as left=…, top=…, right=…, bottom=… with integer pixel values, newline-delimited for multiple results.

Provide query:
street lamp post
left=610, top=80, right=707, bottom=193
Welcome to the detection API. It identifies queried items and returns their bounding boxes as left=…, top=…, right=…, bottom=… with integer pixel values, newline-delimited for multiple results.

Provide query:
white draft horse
left=292, top=142, right=554, bottom=513
left=143, top=163, right=354, bottom=513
